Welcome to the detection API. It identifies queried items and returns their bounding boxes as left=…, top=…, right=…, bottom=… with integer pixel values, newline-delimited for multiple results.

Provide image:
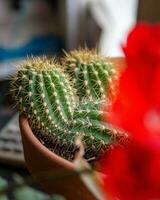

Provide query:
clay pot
left=19, top=115, right=99, bottom=200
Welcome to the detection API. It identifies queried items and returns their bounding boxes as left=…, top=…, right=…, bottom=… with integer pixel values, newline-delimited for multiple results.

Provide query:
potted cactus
left=12, top=49, right=126, bottom=199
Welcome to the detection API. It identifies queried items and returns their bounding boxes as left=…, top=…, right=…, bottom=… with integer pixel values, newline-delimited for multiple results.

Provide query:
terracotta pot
left=19, top=115, right=99, bottom=200
left=19, top=58, right=125, bottom=200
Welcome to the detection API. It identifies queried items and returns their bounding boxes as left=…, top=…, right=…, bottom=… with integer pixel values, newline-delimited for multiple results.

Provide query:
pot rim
left=19, top=114, right=75, bottom=170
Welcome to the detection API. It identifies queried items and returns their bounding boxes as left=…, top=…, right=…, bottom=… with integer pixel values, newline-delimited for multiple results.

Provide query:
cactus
left=13, top=58, right=77, bottom=139
left=12, top=55, right=126, bottom=162
left=63, top=49, right=118, bottom=102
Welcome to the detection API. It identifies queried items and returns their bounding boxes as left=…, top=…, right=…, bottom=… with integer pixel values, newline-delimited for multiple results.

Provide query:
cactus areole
left=12, top=50, right=126, bottom=162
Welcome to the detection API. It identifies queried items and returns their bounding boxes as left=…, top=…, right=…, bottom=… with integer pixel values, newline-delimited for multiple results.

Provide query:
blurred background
left=0, top=0, right=159, bottom=197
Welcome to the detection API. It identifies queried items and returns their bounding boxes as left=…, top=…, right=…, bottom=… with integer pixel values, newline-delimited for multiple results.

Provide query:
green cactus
left=12, top=55, right=125, bottom=162
left=13, top=58, right=77, bottom=140
left=63, top=49, right=117, bottom=101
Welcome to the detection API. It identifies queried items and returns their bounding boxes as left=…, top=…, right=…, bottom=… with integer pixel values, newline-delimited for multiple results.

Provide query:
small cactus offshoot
left=12, top=51, right=126, bottom=162
left=63, top=49, right=118, bottom=102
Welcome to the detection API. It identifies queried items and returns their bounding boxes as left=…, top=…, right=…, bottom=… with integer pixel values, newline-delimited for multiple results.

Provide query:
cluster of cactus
left=12, top=49, right=126, bottom=161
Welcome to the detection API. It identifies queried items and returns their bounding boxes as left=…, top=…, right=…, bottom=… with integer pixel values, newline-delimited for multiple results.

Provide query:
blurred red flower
left=101, top=24, right=160, bottom=200
left=100, top=134, right=160, bottom=200
left=103, top=23, right=160, bottom=137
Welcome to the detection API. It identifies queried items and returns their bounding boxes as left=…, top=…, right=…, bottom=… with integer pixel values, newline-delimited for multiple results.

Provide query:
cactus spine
left=12, top=52, right=125, bottom=161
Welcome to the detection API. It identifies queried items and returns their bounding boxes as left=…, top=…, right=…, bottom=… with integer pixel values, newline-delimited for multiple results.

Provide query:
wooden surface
left=109, top=57, right=126, bottom=69
left=138, top=0, right=160, bottom=23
